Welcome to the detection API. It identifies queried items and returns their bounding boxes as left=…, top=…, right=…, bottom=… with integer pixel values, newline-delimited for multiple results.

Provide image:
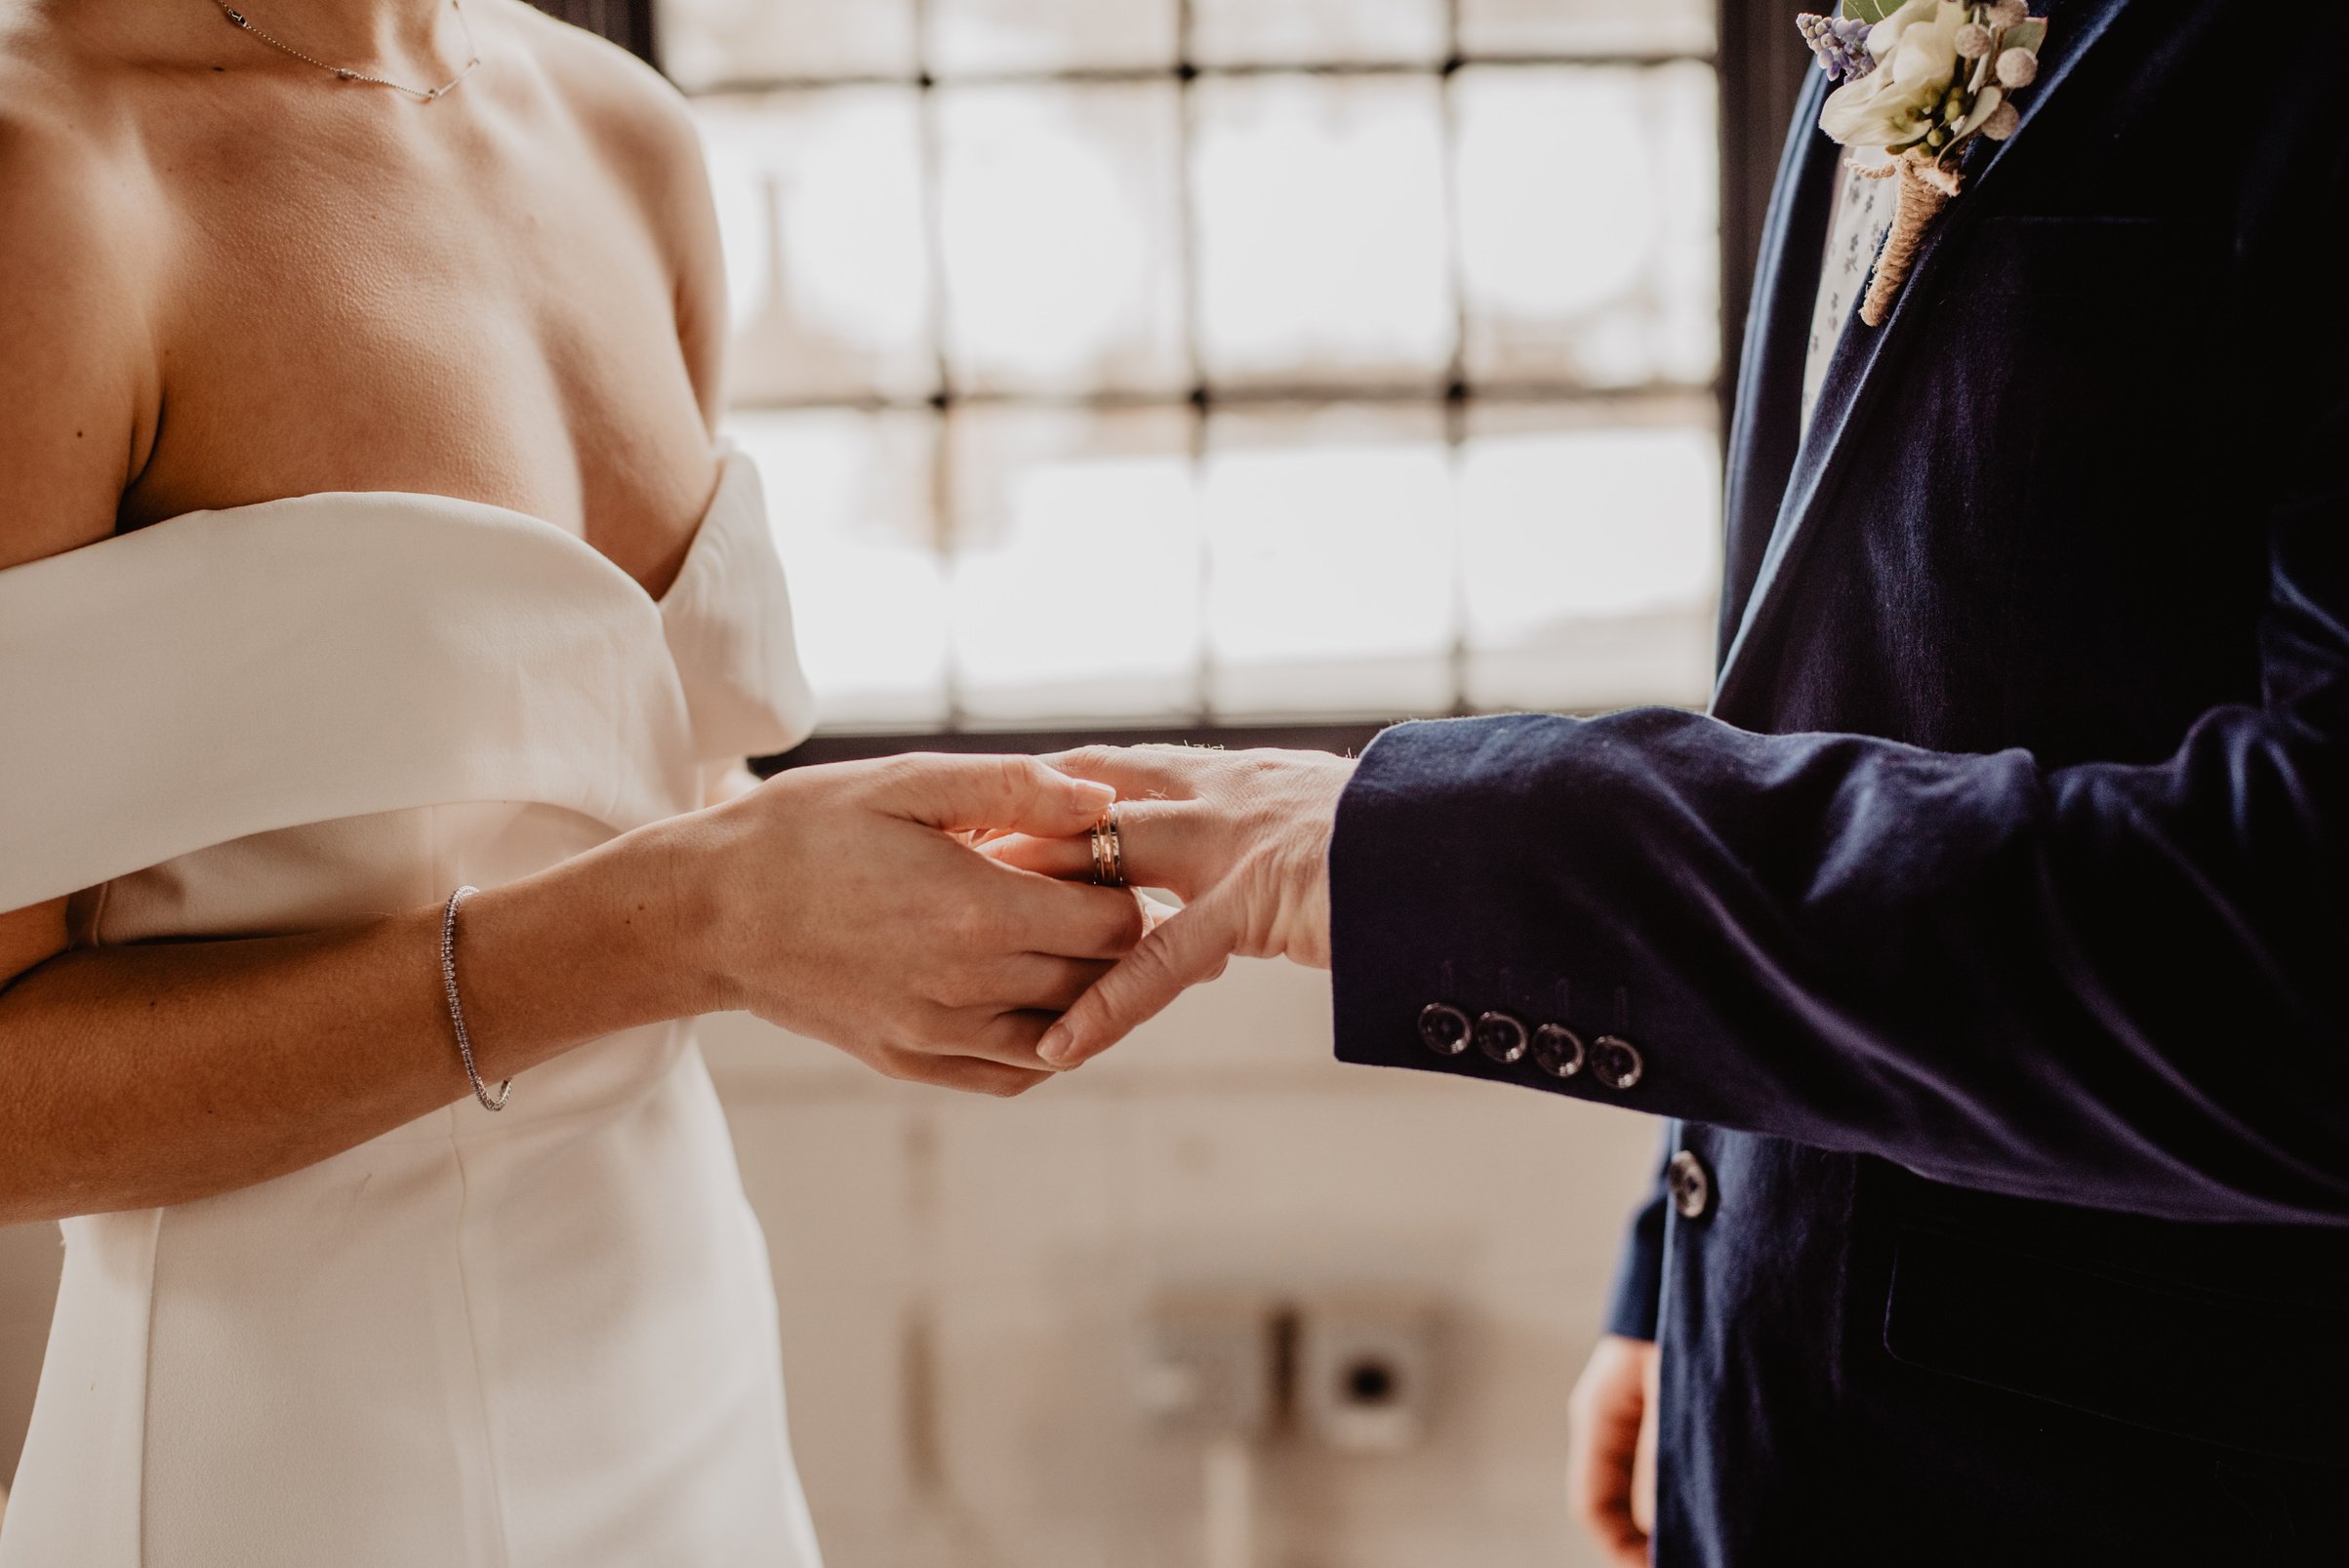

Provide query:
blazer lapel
left=1711, top=0, right=2133, bottom=717
left=1717, top=67, right=1843, bottom=662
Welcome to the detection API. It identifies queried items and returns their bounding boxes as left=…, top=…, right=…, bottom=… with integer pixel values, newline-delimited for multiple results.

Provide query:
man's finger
left=884, top=753, right=1115, bottom=837
left=984, top=867, right=1150, bottom=960
left=978, top=954, right=1118, bottom=1015
left=1632, top=1341, right=1661, bottom=1538
left=981, top=832, right=1094, bottom=879
left=1566, top=1343, right=1653, bottom=1567
left=1568, top=1425, right=1645, bottom=1565
left=1104, top=798, right=1229, bottom=896
left=1035, top=886, right=1239, bottom=1067
left=981, top=799, right=1210, bottom=891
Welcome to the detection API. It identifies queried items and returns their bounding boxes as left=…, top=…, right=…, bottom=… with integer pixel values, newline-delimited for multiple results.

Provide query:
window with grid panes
left=660, top=0, right=1724, bottom=736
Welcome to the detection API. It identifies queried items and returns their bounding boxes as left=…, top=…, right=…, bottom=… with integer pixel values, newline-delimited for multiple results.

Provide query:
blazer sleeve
left=1329, top=393, right=2349, bottom=1228
left=1602, top=1174, right=1670, bottom=1341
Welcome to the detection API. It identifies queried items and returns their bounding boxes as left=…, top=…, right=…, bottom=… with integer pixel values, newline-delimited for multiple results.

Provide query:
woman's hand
left=672, top=753, right=1147, bottom=1096
left=977, top=745, right=1357, bottom=1068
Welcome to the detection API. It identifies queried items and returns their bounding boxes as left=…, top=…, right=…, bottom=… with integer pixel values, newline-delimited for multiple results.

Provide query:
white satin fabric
left=0, top=453, right=824, bottom=1568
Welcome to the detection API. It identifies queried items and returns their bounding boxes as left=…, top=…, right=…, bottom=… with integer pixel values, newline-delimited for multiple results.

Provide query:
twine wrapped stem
left=1860, top=156, right=1962, bottom=326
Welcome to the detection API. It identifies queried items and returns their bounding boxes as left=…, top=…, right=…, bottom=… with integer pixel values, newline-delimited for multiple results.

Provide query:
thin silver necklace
left=215, top=1, right=482, bottom=103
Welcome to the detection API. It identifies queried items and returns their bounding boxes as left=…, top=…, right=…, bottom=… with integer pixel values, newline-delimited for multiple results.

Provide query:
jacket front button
left=1417, top=1003, right=1472, bottom=1057
left=1474, top=1011, right=1528, bottom=1064
left=1591, top=1034, right=1644, bottom=1091
left=1531, top=1024, right=1584, bottom=1079
left=1666, top=1149, right=1712, bottom=1221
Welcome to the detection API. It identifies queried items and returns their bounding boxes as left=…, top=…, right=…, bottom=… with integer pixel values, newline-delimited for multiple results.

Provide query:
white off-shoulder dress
left=0, top=453, right=825, bottom=1568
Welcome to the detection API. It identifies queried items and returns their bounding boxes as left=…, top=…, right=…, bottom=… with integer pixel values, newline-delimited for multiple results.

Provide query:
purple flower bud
left=1796, top=12, right=1878, bottom=82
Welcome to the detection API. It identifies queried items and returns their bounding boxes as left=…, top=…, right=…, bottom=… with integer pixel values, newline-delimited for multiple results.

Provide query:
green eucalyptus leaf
left=1843, top=0, right=1901, bottom=24
left=2002, top=19, right=2047, bottom=52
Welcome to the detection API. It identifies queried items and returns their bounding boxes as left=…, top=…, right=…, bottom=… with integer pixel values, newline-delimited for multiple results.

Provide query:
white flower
left=1818, top=0, right=1969, bottom=151
left=1996, top=46, right=2039, bottom=87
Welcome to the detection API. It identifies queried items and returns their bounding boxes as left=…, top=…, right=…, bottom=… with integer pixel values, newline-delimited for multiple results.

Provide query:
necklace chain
left=215, top=1, right=481, bottom=103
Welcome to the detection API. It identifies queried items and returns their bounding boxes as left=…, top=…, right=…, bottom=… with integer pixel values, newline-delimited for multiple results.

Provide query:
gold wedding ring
left=1089, top=804, right=1127, bottom=888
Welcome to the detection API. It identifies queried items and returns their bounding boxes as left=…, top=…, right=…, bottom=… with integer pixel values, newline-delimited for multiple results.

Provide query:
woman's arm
left=0, top=756, right=1141, bottom=1226
left=0, top=838, right=702, bottom=1224
left=0, top=103, right=1141, bottom=1228
left=525, top=13, right=732, bottom=431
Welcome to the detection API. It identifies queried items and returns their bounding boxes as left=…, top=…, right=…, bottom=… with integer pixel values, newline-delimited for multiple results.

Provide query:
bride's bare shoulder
left=0, top=6, right=162, bottom=567
left=501, top=2, right=708, bottom=190
left=496, top=5, right=722, bottom=350
left=495, top=1, right=728, bottom=414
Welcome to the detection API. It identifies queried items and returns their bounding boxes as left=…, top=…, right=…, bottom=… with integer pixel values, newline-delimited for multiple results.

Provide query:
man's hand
left=676, top=754, right=1145, bottom=1096
left=982, top=745, right=1357, bottom=1068
left=1567, top=1334, right=1660, bottom=1566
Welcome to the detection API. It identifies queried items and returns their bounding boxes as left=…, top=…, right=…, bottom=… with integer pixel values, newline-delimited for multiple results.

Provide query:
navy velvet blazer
left=1327, top=2, right=2348, bottom=1561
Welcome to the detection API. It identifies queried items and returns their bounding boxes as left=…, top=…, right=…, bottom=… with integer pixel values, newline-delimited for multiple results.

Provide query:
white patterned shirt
left=1801, top=150, right=1901, bottom=436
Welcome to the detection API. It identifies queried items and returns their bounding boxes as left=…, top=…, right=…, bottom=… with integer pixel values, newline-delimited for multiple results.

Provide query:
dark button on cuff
left=1591, top=1034, right=1644, bottom=1091
left=1474, top=1011, right=1528, bottom=1064
left=1667, top=1149, right=1712, bottom=1220
left=1417, top=1003, right=1472, bottom=1057
left=1530, top=1024, right=1584, bottom=1079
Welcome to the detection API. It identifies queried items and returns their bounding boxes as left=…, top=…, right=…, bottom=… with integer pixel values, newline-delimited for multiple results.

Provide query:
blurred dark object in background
left=528, top=0, right=657, bottom=65
left=1717, top=1, right=1810, bottom=430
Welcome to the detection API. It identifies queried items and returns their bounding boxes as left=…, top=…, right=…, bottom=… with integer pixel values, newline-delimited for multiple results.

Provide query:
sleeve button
left=1417, top=1003, right=1472, bottom=1057
left=1531, top=1024, right=1585, bottom=1078
left=1591, top=1034, right=1645, bottom=1091
left=1474, top=1011, right=1528, bottom=1064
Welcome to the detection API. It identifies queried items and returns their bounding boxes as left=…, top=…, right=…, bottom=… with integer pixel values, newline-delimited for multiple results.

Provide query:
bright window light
left=666, top=0, right=1724, bottom=735
left=937, top=84, right=1189, bottom=395
left=1192, top=74, right=1454, bottom=388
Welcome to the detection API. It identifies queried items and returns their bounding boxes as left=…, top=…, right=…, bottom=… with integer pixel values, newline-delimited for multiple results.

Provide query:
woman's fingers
left=880, top=1043, right=1056, bottom=1098
left=880, top=753, right=1116, bottom=838
left=1041, top=744, right=1210, bottom=803
left=1036, top=885, right=1240, bottom=1068
left=884, top=1006, right=1060, bottom=1073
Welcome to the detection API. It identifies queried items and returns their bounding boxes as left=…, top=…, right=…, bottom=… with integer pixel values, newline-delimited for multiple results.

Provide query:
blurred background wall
left=1, top=1, right=1812, bottom=1560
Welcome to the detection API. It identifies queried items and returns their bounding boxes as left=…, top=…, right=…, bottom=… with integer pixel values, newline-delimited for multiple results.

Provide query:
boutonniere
left=1798, top=1, right=2049, bottom=324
